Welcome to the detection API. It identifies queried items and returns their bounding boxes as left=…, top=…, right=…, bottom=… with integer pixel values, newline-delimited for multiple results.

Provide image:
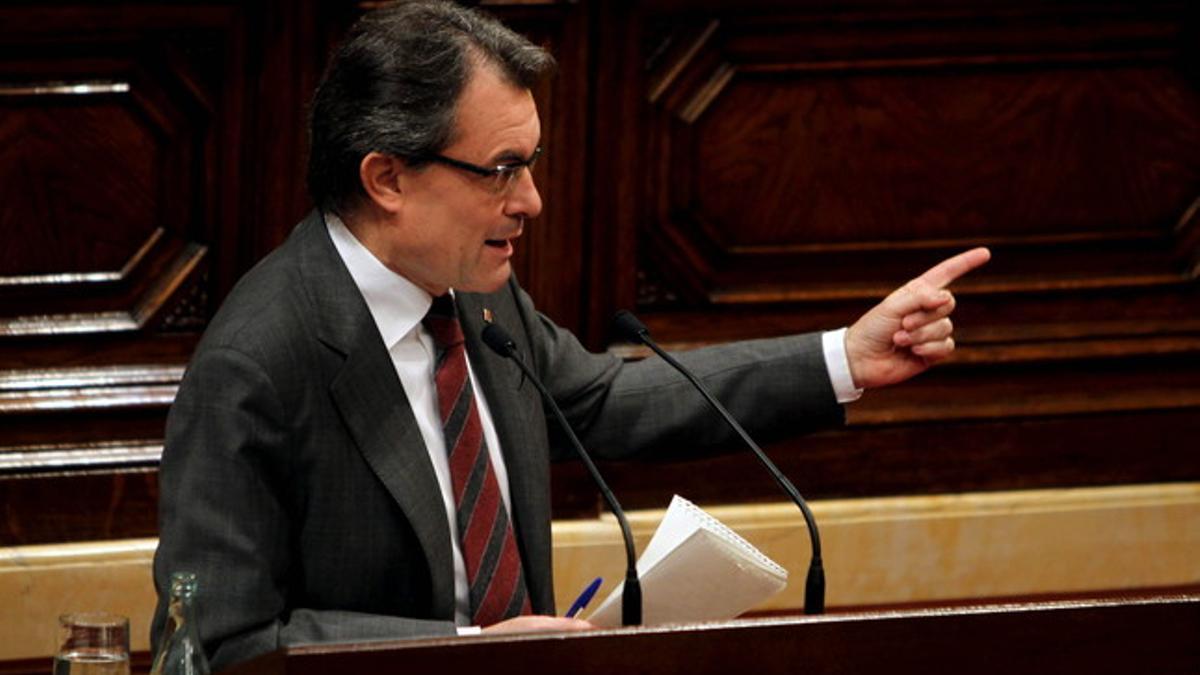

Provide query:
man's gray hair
left=307, top=0, right=555, bottom=214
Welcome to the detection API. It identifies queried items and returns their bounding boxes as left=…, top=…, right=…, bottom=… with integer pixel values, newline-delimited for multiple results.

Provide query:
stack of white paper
left=586, top=495, right=788, bottom=627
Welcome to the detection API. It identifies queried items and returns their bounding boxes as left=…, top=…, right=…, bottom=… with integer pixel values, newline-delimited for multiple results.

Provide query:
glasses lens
left=493, top=165, right=524, bottom=194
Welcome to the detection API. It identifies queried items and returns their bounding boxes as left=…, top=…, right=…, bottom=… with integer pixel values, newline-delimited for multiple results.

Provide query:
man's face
left=388, top=63, right=543, bottom=297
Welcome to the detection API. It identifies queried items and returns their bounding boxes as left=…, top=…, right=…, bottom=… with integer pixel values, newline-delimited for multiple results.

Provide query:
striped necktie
left=423, top=294, right=532, bottom=625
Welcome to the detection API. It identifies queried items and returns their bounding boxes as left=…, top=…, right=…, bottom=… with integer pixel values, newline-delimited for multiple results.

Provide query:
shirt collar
left=325, top=211, right=434, bottom=348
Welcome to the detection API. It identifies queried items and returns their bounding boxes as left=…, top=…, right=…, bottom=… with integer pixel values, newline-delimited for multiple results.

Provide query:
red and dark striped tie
left=423, top=295, right=532, bottom=626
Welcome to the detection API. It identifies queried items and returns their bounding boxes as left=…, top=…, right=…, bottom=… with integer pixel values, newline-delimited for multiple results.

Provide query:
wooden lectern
left=222, top=594, right=1199, bottom=675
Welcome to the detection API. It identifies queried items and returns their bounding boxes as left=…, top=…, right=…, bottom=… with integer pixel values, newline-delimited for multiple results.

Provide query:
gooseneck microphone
left=481, top=323, right=642, bottom=626
left=611, top=310, right=826, bottom=615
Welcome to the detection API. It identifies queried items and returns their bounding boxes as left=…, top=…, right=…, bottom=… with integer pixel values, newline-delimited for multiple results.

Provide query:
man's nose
left=504, top=168, right=542, bottom=221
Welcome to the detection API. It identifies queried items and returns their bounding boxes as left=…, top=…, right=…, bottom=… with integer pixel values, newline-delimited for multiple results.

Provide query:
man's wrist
left=822, top=328, right=864, bottom=403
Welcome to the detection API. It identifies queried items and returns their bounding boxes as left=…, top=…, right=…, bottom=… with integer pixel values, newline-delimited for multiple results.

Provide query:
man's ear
left=358, top=151, right=406, bottom=213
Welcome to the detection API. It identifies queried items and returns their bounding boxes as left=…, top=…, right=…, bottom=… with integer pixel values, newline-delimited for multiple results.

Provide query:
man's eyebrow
left=489, top=144, right=540, bottom=165
left=492, top=151, right=524, bottom=164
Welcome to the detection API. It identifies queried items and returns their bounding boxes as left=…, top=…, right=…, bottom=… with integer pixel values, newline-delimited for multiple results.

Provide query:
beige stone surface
left=0, top=539, right=158, bottom=661
left=551, top=482, right=1200, bottom=614
left=3, top=482, right=1198, bottom=662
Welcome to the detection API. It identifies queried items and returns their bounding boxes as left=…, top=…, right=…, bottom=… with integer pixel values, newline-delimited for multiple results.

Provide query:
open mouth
left=485, top=229, right=521, bottom=248
left=486, top=222, right=522, bottom=249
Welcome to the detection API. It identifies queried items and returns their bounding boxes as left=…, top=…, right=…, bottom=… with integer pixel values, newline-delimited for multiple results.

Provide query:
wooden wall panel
left=1, top=0, right=1197, bottom=545
left=630, top=2, right=1199, bottom=312
left=0, top=0, right=332, bottom=545
left=569, top=0, right=1200, bottom=513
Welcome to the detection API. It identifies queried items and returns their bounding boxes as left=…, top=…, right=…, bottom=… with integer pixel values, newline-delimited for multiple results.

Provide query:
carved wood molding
left=0, top=440, right=163, bottom=474
left=0, top=364, right=181, bottom=415
left=0, top=81, right=131, bottom=97
left=0, top=228, right=163, bottom=288
left=0, top=244, right=207, bottom=336
left=634, top=2, right=1200, bottom=321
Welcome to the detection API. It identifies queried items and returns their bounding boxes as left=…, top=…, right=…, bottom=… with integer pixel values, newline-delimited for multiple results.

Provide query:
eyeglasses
left=425, top=146, right=542, bottom=195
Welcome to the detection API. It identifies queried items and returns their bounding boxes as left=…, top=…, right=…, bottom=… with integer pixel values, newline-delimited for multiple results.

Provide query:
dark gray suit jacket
left=151, top=210, right=843, bottom=669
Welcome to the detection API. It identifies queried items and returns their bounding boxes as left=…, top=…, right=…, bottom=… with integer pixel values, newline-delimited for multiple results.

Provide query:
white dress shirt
left=325, top=213, right=861, bottom=628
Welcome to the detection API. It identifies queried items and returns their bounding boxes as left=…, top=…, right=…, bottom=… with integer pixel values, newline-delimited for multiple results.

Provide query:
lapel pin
left=482, top=308, right=494, bottom=324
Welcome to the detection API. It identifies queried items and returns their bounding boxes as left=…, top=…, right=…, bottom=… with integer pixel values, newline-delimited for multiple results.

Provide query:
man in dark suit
left=151, top=1, right=988, bottom=669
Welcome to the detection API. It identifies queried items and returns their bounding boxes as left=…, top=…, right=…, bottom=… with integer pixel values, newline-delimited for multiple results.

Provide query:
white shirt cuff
left=456, top=625, right=483, bottom=636
left=822, top=328, right=863, bottom=404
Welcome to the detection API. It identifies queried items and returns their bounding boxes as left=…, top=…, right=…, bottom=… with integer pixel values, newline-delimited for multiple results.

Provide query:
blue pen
left=565, top=577, right=603, bottom=618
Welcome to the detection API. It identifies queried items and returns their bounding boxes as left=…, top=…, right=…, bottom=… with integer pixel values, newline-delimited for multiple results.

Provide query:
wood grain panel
left=0, top=93, right=158, bottom=275
left=693, top=67, right=1198, bottom=245
left=1, top=0, right=1196, bottom=552
left=637, top=2, right=1200, bottom=307
left=0, top=8, right=234, bottom=492
left=0, top=2, right=325, bottom=504
left=218, top=596, right=1200, bottom=675
left=581, top=0, right=1200, bottom=522
left=0, top=469, right=159, bottom=545
left=552, top=404, right=1200, bottom=516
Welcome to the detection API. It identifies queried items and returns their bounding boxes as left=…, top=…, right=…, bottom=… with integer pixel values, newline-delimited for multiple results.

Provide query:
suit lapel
left=296, top=211, right=456, bottom=620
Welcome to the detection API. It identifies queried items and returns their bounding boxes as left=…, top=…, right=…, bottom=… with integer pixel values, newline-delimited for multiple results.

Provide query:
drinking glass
left=53, top=612, right=131, bottom=675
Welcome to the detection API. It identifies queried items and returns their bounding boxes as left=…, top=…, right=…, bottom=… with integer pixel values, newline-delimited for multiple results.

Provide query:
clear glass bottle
left=150, top=572, right=211, bottom=675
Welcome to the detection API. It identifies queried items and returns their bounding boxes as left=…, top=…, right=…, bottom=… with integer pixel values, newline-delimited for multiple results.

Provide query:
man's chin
left=459, top=266, right=513, bottom=294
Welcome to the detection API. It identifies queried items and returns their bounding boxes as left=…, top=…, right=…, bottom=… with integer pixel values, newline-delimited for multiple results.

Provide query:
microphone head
left=481, top=323, right=518, bottom=357
left=612, top=310, right=650, bottom=343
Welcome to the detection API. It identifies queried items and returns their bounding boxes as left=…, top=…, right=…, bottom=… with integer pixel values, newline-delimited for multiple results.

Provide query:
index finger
left=915, top=247, right=991, bottom=289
